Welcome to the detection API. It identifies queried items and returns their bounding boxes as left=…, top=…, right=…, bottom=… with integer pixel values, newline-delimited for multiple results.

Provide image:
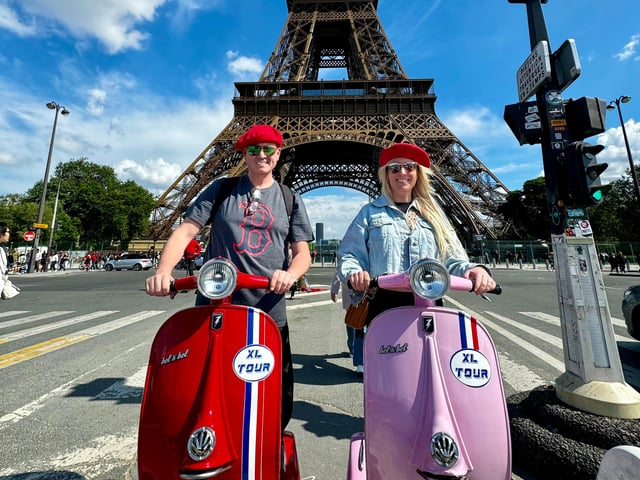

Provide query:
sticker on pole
left=517, top=40, right=551, bottom=103
left=450, top=349, right=491, bottom=387
left=233, top=344, right=275, bottom=382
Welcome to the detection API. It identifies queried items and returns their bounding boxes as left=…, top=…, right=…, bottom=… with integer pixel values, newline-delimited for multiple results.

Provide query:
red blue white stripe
left=458, top=311, right=480, bottom=350
left=241, top=307, right=262, bottom=480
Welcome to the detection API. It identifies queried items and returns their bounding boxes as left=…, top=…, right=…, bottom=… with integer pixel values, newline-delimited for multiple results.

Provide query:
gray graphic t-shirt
left=185, top=175, right=313, bottom=327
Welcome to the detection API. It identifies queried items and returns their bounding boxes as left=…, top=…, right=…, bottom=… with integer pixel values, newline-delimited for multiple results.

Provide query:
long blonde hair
left=378, top=165, right=466, bottom=260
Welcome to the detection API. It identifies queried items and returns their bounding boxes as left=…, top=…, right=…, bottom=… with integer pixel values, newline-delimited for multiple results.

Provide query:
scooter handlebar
left=171, top=276, right=198, bottom=292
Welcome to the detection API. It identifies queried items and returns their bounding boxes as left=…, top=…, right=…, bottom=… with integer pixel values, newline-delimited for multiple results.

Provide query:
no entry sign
left=23, top=230, right=35, bottom=241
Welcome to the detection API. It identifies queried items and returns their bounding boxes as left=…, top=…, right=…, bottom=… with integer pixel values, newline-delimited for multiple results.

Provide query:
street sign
left=552, top=39, right=581, bottom=93
left=504, top=101, right=543, bottom=145
left=23, top=231, right=36, bottom=241
left=517, top=40, right=551, bottom=103
left=33, top=223, right=48, bottom=229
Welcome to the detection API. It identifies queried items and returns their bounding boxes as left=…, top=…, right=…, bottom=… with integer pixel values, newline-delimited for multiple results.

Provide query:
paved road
left=0, top=265, right=638, bottom=479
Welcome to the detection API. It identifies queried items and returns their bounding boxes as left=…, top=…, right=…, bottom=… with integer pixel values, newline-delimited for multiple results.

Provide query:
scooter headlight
left=197, top=258, right=238, bottom=299
left=409, top=259, right=450, bottom=300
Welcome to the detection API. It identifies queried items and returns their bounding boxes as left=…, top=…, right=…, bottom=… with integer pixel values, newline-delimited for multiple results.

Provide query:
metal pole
left=612, top=98, right=640, bottom=205
left=47, top=180, right=62, bottom=254
left=28, top=102, right=68, bottom=273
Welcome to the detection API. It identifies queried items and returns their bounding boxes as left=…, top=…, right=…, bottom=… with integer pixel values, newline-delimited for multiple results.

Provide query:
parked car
left=621, top=285, right=640, bottom=341
left=104, top=253, right=153, bottom=271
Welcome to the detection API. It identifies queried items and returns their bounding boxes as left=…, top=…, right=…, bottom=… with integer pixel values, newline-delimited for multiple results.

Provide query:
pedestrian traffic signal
left=560, top=141, right=608, bottom=206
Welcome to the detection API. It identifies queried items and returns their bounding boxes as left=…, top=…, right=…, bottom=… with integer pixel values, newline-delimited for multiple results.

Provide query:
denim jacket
left=338, top=194, right=476, bottom=284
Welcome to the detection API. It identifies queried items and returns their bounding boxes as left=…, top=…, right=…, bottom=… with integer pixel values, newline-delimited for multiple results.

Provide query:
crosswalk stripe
left=519, top=312, right=633, bottom=342
left=520, top=311, right=628, bottom=329
left=287, top=299, right=335, bottom=310
left=481, top=312, right=565, bottom=371
left=0, top=310, right=164, bottom=370
left=0, top=311, right=74, bottom=330
left=0, top=311, right=119, bottom=343
left=0, top=311, right=30, bottom=319
left=488, top=312, right=563, bottom=349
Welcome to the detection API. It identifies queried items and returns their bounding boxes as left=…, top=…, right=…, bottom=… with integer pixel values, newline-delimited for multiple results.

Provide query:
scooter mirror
left=409, top=258, right=450, bottom=300
left=198, top=258, right=238, bottom=299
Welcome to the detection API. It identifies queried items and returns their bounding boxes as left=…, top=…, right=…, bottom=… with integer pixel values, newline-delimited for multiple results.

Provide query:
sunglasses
left=245, top=188, right=262, bottom=216
left=386, top=161, right=418, bottom=174
left=247, top=145, right=278, bottom=156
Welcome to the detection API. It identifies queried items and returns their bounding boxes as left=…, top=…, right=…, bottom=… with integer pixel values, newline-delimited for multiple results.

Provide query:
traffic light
left=560, top=141, right=608, bottom=206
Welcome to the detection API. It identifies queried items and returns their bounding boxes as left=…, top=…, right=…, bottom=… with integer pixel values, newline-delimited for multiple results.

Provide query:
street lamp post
left=47, top=179, right=62, bottom=255
left=607, top=96, right=640, bottom=206
left=28, top=102, right=70, bottom=273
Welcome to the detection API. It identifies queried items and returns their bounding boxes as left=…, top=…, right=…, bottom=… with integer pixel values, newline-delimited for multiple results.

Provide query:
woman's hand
left=465, top=267, right=496, bottom=295
left=348, top=270, right=372, bottom=292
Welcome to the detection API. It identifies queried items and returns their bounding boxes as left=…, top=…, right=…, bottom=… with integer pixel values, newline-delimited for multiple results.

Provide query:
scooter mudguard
left=346, top=432, right=366, bottom=480
left=362, top=306, right=511, bottom=480
left=138, top=304, right=283, bottom=480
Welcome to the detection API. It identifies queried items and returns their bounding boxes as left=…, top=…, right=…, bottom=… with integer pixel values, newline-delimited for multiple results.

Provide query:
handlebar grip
left=172, top=276, right=198, bottom=292
left=489, top=284, right=502, bottom=295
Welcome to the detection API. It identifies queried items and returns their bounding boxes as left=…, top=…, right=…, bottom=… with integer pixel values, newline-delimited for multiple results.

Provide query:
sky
left=1, top=0, right=639, bottom=240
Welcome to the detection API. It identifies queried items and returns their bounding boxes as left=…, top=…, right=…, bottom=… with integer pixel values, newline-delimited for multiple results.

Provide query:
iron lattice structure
left=150, top=0, right=510, bottom=240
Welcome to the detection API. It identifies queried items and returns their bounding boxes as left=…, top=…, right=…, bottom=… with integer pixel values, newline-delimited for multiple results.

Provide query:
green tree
left=23, top=158, right=155, bottom=249
left=497, top=177, right=549, bottom=240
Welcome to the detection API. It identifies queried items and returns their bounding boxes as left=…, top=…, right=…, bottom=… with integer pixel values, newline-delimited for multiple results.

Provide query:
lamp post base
left=556, top=371, right=640, bottom=419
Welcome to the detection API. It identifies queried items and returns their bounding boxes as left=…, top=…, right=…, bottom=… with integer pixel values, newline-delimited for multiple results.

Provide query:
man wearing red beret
left=146, top=124, right=314, bottom=429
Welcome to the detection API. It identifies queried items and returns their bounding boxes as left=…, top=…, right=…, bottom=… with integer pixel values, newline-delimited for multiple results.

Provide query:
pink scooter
left=138, top=258, right=300, bottom=480
left=346, top=258, right=510, bottom=480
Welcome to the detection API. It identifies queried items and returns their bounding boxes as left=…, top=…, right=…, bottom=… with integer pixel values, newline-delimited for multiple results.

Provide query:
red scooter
left=138, top=258, right=301, bottom=480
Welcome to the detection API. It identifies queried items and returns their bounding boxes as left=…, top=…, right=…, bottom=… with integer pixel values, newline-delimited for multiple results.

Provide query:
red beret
left=379, top=143, right=431, bottom=168
left=235, top=125, right=283, bottom=150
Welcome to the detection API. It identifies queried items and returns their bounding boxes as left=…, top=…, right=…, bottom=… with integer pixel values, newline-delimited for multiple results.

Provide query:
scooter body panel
left=138, top=304, right=283, bottom=480
left=361, top=305, right=511, bottom=480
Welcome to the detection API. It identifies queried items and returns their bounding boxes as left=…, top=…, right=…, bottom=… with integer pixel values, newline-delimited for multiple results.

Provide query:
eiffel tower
left=149, top=0, right=510, bottom=240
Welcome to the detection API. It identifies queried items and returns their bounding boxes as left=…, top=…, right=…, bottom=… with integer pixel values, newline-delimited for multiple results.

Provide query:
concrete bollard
left=596, top=446, right=640, bottom=480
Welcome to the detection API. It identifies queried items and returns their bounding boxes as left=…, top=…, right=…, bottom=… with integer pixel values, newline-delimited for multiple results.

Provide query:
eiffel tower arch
left=149, top=0, right=510, bottom=240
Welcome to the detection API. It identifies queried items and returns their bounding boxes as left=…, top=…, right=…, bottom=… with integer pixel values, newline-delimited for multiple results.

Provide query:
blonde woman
left=338, top=143, right=496, bottom=332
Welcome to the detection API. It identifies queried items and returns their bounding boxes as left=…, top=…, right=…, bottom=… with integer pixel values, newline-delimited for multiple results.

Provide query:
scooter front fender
left=362, top=306, right=511, bottom=480
left=138, top=304, right=283, bottom=480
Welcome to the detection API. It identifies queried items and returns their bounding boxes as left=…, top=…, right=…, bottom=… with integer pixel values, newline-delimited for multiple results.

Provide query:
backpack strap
left=278, top=183, right=294, bottom=218
left=209, top=177, right=241, bottom=225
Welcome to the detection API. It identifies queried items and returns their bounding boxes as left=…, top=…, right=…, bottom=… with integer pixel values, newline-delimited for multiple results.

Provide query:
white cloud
left=0, top=3, right=37, bottom=36
left=442, top=106, right=509, bottom=140
left=302, top=190, right=368, bottom=240
left=226, top=50, right=264, bottom=77
left=597, top=119, right=640, bottom=182
left=3, top=0, right=167, bottom=54
left=614, top=34, right=640, bottom=61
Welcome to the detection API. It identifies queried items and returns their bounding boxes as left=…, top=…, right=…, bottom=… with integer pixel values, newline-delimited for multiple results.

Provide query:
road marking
left=0, top=428, right=139, bottom=477
left=95, top=365, right=147, bottom=401
left=0, top=310, right=119, bottom=343
left=287, top=299, right=335, bottom=310
left=480, top=311, right=565, bottom=371
left=521, top=311, right=628, bottom=329
left=519, top=312, right=633, bottom=342
left=444, top=296, right=565, bottom=373
left=0, top=343, right=149, bottom=429
left=0, top=311, right=74, bottom=330
left=0, top=311, right=164, bottom=370
left=0, top=311, right=30, bottom=318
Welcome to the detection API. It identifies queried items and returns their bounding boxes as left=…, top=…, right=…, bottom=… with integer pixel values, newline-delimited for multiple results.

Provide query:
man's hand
left=269, top=269, right=298, bottom=295
left=145, top=271, right=177, bottom=299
